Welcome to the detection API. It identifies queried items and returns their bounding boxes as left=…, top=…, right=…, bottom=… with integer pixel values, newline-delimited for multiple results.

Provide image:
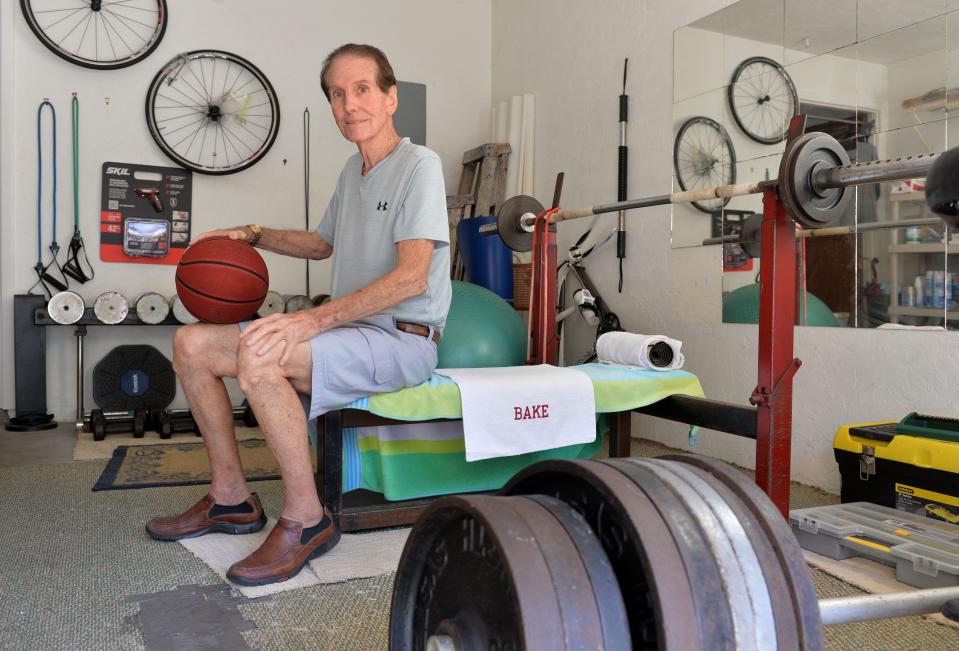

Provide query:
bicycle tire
left=672, top=116, right=737, bottom=214
left=145, top=49, right=281, bottom=175
left=728, top=56, right=799, bottom=145
left=21, top=0, right=167, bottom=70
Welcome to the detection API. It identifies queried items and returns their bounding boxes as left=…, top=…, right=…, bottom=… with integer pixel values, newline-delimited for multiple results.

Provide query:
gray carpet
left=0, top=440, right=957, bottom=650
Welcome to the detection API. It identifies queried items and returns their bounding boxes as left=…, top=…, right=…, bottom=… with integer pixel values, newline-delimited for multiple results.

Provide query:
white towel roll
left=596, top=332, right=685, bottom=371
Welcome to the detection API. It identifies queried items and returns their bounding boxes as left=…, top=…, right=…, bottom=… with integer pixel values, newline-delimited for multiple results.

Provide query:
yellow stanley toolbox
left=833, top=413, right=959, bottom=524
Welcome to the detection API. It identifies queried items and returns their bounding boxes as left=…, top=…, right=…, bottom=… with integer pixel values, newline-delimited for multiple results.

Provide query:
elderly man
left=145, top=44, right=451, bottom=586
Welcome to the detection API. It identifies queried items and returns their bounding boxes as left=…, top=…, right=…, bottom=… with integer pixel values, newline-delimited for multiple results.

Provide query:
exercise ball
left=723, top=283, right=839, bottom=327
left=438, top=281, right=527, bottom=368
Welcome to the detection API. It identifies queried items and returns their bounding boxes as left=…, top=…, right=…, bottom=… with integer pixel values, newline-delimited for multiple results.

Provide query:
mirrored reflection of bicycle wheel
left=672, top=116, right=737, bottom=214
left=728, top=56, right=799, bottom=145
left=145, top=50, right=281, bottom=175
left=21, top=0, right=167, bottom=70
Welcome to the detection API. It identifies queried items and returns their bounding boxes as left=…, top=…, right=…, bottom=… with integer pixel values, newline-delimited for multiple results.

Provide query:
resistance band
left=63, top=93, right=94, bottom=283
left=31, top=99, right=68, bottom=298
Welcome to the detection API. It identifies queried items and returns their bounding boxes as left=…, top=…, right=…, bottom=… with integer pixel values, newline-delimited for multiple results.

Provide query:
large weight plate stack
left=92, top=345, right=176, bottom=412
left=391, top=455, right=827, bottom=650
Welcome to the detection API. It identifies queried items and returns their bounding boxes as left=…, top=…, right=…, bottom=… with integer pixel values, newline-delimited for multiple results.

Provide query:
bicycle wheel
left=145, top=50, right=281, bottom=175
left=672, top=116, right=737, bottom=214
left=728, top=56, right=799, bottom=145
left=21, top=0, right=166, bottom=70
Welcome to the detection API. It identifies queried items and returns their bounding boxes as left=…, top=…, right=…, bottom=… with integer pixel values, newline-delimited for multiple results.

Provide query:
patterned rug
left=93, top=439, right=287, bottom=491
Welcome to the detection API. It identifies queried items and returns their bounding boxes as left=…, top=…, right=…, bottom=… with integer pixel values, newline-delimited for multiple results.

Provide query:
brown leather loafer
left=226, top=511, right=340, bottom=586
left=145, top=493, right=266, bottom=542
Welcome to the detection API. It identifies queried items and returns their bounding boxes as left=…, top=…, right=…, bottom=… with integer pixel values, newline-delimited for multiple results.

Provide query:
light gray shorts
left=240, top=314, right=438, bottom=419
left=305, top=315, right=438, bottom=418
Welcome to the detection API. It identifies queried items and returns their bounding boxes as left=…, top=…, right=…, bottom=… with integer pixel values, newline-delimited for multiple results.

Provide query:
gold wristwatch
left=246, top=224, right=262, bottom=247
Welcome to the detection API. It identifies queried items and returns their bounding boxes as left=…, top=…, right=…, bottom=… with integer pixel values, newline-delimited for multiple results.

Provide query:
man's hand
left=240, top=309, right=332, bottom=365
left=190, top=227, right=252, bottom=248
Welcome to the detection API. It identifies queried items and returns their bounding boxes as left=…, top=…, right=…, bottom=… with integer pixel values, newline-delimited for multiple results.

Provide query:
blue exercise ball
left=438, top=281, right=527, bottom=368
left=723, top=283, right=839, bottom=327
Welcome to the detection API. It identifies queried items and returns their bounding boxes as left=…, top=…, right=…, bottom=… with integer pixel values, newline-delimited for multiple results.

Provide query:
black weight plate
left=524, top=494, right=631, bottom=651
left=496, top=195, right=544, bottom=253
left=741, top=212, right=763, bottom=259
left=502, top=460, right=704, bottom=650
left=390, top=494, right=567, bottom=651
left=503, top=496, right=609, bottom=650
left=660, top=454, right=825, bottom=651
left=92, top=345, right=175, bottom=411
left=600, top=459, right=738, bottom=649
left=779, top=132, right=851, bottom=228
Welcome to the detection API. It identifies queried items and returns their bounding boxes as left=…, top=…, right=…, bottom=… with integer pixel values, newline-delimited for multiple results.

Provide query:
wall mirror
left=672, top=0, right=959, bottom=329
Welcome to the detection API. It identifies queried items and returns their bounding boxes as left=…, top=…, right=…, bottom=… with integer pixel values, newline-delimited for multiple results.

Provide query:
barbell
left=389, top=455, right=959, bottom=651
left=483, top=131, right=954, bottom=253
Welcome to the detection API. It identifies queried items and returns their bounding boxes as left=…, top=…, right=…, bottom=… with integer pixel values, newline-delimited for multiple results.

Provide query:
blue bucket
left=456, top=215, right=514, bottom=304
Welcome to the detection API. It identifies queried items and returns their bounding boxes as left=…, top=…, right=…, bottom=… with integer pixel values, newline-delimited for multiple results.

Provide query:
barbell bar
left=483, top=131, right=956, bottom=253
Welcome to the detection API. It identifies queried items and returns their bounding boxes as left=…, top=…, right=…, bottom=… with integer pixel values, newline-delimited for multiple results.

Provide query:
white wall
left=2, top=0, right=491, bottom=417
left=492, top=0, right=959, bottom=492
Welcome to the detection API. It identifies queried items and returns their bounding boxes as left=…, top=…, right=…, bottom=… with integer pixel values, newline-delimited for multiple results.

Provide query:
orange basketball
left=175, top=237, right=269, bottom=324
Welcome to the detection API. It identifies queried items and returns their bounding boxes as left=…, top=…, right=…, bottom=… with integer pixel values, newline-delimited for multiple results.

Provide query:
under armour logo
left=377, top=201, right=389, bottom=211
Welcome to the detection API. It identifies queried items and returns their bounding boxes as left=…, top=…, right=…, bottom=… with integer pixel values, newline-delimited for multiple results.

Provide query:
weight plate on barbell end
left=257, top=290, right=285, bottom=317
left=634, top=459, right=778, bottom=651
left=659, top=454, right=825, bottom=651
left=390, top=494, right=583, bottom=651
left=284, top=294, right=313, bottom=313
left=134, top=292, right=170, bottom=324
left=741, top=213, right=763, bottom=259
left=653, top=459, right=807, bottom=651
left=502, top=459, right=714, bottom=650
left=779, top=132, right=852, bottom=229
left=496, top=195, right=544, bottom=253
left=169, top=294, right=199, bottom=325
left=47, top=291, right=85, bottom=324
left=311, top=293, right=331, bottom=306
left=93, top=292, right=129, bottom=325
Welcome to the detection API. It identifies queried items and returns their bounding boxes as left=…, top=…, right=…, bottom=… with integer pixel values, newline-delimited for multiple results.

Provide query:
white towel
left=596, top=331, right=685, bottom=371
left=435, top=365, right=596, bottom=462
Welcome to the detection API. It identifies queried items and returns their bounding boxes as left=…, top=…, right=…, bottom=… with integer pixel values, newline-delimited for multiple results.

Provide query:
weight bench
left=310, top=363, right=706, bottom=532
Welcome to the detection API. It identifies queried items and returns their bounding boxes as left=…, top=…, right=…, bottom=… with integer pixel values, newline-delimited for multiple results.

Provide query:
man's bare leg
left=172, top=324, right=250, bottom=505
left=236, top=339, right=323, bottom=526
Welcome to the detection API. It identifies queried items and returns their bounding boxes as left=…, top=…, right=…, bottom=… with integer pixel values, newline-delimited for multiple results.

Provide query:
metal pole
left=75, top=324, right=86, bottom=431
left=753, top=189, right=797, bottom=517
left=819, top=586, right=959, bottom=626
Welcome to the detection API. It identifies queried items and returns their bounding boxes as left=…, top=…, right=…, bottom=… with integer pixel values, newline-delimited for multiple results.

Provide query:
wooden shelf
left=888, top=305, right=958, bottom=318
left=888, top=243, right=959, bottom=254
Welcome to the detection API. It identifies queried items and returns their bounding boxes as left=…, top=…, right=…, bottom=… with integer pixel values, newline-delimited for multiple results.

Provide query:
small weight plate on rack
left=169, top=294, right=199, bottom=324
left=135, top=292, right=170, bottom=324
left=496, top=195, right=544, bottom=253
left=741, top=213, right=763, bottom=259
left=779, top=132, right=852, bottom=229
left=47, top=291, right=85, bottom=324
left=258, top=290, right=285, bottom=317
left=93, top=292, right=129, bottom=324
left=284, top=294, right=314, bottom=313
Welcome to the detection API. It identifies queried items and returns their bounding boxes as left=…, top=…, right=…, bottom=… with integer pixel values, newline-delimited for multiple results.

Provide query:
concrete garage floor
left=0, top=419, right=957, bottom=650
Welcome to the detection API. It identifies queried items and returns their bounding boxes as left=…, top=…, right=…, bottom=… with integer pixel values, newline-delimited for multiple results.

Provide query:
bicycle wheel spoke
left=99, top=10, right=134, bottom=57
left=70, top=12, right=95, bottom=56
